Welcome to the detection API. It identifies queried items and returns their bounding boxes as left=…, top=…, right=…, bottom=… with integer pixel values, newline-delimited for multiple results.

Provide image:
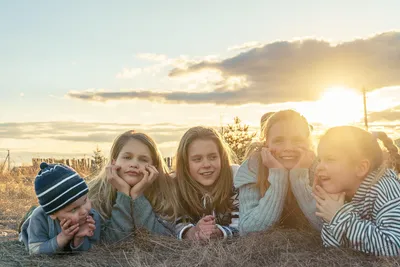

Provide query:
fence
left=31, top=156, right=175, bottom=171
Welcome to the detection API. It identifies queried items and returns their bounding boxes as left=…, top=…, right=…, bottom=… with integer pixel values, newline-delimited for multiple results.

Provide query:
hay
left=1, top=229, right=400, bottom=267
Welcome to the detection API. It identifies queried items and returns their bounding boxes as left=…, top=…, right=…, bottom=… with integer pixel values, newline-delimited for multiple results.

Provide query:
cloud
left=227, top=41, right=263, bottom=52
left=171, top=31, right=400, bottom=105
left=368, top=105, right=400, bottom=123
left=70, top=31, right=400, bottom=106
left=0, top=122, right=189, bottom=145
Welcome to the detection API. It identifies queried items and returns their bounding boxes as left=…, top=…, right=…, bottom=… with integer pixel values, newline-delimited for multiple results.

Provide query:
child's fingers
left=70, top=226, right=80, bottom=235
left=315, top=186, right=328, bottom=200
left=339, top=192, right=346, bottom=203
left=61, top=219, right=72, bottom=229
left=201, top=215, right=215, bottom=222
left=315, top=212, right=324, bottom=219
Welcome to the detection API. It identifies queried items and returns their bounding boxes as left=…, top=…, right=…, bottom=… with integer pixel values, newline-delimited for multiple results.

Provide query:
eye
left=209, top=155, right=218, bottom=160
left=273, top=138, right=284, bottom=144
left=71, top=208, right=77, bottom=212
left=192, top=157, right=201, bottom=162
left=123, top=155, right=132, bottom=160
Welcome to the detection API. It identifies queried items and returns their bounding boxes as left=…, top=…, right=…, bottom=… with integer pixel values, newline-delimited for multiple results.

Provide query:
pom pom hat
left=34, top=162, right=88, bottom=215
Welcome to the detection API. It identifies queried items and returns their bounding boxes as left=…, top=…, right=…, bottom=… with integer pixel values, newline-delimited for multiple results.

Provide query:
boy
left=20, top=162, right=100, bottom=254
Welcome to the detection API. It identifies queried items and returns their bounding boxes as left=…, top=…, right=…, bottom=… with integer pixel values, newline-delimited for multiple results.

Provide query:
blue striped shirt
left=321, top=168, right=400, bottom=256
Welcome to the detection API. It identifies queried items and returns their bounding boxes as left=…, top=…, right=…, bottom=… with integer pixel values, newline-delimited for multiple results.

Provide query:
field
left=1, top=171, right=400, bottom=266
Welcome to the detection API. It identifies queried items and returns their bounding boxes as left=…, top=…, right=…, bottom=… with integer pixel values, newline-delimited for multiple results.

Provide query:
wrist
left=130, top=192, right=143, bottom=200
left=57, top=232, right=72, bottom=248
left=182, top=225, right=196, bottom=240
left=73, top=236, right=84, bottom=248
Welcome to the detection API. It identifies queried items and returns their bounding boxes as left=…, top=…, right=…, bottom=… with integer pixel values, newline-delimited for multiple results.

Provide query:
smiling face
left=113, top=138, right=154, bottom=187
left=266, top=120, right=309, bottom=170
left=50, top=194, right=92, bottom=225
left=187, top=138, right=221, bottom=188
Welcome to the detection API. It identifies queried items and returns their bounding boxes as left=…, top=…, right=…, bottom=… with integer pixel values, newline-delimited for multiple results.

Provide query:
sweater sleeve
left=27, top=209, right=61, bottom=255
left=238, top=168, right=289, bottom=235
left=132, top=195, right=175, bottom=236
left=100, top=192, right=135, bottom=243
left=289, top=168, right=322, bottom=231
left=321, top=197, right=400, bottom=256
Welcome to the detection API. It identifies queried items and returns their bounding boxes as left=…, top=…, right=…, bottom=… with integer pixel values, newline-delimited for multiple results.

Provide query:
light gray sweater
left=234, top=159, right=322, bottom=235
left=101, top=192, right=175, bottom=243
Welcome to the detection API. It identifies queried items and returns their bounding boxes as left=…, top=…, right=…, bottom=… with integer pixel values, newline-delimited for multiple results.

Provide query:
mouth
left=125, top=171, right=141, bottom=176
left=318, top=175, right=330, bottom=182
left=279, top=155, right=299, bottom=161
left=199, top=171, right=214, bottom=177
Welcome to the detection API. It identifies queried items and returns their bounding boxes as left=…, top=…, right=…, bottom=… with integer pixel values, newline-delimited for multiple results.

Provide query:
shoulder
left=28, top=206, right=52, bottom=232
left=234, top=159, right=258, bottom=188
left=371, top=169, right=400, bottom=202
left=230, top=164, right=240, bottom=177
left=30, top=206, right=48, bottom=221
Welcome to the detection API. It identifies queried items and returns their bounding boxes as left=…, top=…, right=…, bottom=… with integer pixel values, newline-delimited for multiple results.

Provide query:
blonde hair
left=319, top=126, right=400, bottom=181
left=174, top=126, right=235, bottom=219
left=245, top=110, right=312, bottom=195
left=88, top=130, right=180, bottom=221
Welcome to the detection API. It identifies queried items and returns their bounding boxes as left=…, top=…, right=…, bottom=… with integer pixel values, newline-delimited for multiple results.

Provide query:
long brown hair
left=174, top=126, right=235, bottom=219
left=245, top=110, right=312, bottom=195
left=88, top=130, right=180, bottom=221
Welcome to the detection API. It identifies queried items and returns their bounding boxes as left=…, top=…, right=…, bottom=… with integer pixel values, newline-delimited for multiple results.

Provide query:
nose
left=129, top=158, right=139, bottom=168
left=283, top=140, right=295, bottom=151
left=316, top=161, right=324, bottom=172
left=202, top=159, right=211, bottom=168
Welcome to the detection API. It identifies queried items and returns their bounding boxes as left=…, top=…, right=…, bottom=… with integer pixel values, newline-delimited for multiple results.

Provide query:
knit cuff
left=177, top=224, right=194, bottom=240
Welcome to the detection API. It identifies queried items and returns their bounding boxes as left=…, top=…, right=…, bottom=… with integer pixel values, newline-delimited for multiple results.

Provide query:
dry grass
left=2, top=172, right=400, bottom=266
left=1, top=229, right=400, bottom=267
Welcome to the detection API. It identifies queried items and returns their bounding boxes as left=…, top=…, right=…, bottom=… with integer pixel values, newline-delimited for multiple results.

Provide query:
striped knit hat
left=34, top=162, right=88, bottom=215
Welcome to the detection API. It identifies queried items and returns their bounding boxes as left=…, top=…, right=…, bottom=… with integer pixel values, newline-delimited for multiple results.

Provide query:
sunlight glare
left=314, top=87, right=364, bottom=126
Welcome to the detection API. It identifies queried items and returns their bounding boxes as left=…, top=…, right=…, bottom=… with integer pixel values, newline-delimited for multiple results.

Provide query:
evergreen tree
left=91, top=146, right=105, bottom=175
left=221, top=117, right=257, bottom=164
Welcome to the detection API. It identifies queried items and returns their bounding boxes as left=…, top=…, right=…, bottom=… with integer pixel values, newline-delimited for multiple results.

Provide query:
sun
left=313, top=87, right=364, bottom=126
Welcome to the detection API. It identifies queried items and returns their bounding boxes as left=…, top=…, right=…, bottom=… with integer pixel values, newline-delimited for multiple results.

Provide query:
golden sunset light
left=314, top=87, right=364, bottom=126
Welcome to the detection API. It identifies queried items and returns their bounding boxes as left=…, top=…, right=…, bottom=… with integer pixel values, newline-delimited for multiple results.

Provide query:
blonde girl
left=88, top=130, right=180, bottom=242
left=234, top=109, right=320, bottom=235
left=174, top=126, right=239, bottom=240
left=314, top=126, right=400, bottom=256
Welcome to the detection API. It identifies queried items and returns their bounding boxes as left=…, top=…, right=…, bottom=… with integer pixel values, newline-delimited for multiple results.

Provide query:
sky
left=1, top=0, right=400, bottom=166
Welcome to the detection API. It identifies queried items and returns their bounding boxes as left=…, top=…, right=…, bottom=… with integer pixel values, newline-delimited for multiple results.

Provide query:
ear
left=111, top=159, right=116, bottom=164
left=355, top=159, right=370, bottom=179
left=49, top=214, right=57, bottom=220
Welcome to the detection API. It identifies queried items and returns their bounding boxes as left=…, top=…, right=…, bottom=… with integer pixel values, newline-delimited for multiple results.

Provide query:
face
left=50, top=194, right=91, bottom=225
left=187, top=138, right=222, bottom=188
left=316, top=141, right=363, bottom=196
left=266, top=120, right=309, bottom=169
left=113, top=139, right=154, bottom=187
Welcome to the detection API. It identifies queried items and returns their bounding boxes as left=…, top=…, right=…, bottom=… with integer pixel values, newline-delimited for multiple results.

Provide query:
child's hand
left=72, top=216, right=96, bottom=248
left=261, top=147, right=284, bottom=169
left=75, top=216, right=96, bottom=238
left=293, top=147, right=315, bottom=169
left=60, top=218, right=79, bottom=239
left=57, top=218, right=79, bottom=248
left=106, top=163, right=131, bottom=196
left=194, top=215, right=222, bottom=241
left=130, top=164, right=158, bottom=200
left=313, top=185, right=346, bottom=223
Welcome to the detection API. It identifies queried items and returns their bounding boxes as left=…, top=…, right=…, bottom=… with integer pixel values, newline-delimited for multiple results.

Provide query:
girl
left=314, top=126, right=400, bottom=256
left=234, top=109, right=321, bottom=235
left=174, top=126, right=239, bottom=240
left=88, top=130, right=180, bottom=242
